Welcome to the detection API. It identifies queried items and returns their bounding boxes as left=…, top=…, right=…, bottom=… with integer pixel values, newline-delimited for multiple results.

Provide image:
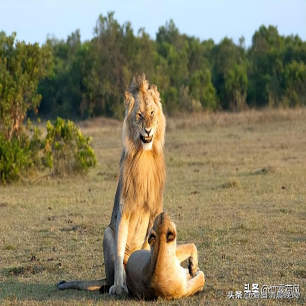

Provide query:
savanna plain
left=0, top=109, right=305, bottom=306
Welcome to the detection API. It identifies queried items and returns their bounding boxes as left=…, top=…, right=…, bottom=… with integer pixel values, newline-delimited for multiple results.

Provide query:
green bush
left=0, top=118, right=96, bottom=184
left=0, top=134, right=33, bottom=183
left=43, top=118, right=97, bottom=175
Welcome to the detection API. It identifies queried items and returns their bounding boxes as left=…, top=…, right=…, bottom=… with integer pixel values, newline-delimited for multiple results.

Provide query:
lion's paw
left=109, top=284, right=124, bottom=295
left=123, top=281, right=129, bottom=293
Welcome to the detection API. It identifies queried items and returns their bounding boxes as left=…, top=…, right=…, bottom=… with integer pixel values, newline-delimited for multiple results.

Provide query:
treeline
left=1, top=12, right=305, bottom=182
left=4, top=12, right=306, bottom=121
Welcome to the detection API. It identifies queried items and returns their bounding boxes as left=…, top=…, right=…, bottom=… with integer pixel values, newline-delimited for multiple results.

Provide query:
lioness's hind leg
left=103, top=226, right=116, bottom=285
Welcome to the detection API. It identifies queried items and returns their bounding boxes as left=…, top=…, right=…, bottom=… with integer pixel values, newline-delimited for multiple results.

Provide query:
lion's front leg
left=176, top=243, right=199, bottom=277
left=176, top=244, right=205, bottom=297
left=183, top=271, right=205, bottom=297
left=109, top=206, right=130, bottom=295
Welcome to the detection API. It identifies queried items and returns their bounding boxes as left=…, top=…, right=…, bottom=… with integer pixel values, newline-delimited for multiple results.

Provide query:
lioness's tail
left=57, top=279, right=110, bottom=292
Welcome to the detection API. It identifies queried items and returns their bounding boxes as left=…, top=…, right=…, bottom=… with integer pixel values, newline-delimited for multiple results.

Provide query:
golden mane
left=129, top=74, right=149, bottom=94
left=121, top=149, right=166, bottom=215
left=120, top=74, right=166, bottom=215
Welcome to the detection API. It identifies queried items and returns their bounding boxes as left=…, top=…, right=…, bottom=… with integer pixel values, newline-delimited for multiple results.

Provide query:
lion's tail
left=57, top=278, right=110, bottom=292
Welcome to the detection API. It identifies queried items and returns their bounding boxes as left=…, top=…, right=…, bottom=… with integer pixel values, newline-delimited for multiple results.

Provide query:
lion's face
left=131, top=92, right=160, bottom=151
left=123, top=78, right=165, bottom=153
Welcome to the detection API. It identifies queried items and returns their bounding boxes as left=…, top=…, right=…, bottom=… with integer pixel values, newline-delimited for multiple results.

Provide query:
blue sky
left=0, top=0, right=305, bottom=46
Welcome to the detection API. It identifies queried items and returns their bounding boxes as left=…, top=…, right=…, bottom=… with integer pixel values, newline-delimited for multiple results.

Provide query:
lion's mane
left=120, top=74, right=166, bottom=215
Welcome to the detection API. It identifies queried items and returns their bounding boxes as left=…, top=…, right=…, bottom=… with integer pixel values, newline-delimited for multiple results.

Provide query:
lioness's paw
left=188, top=261, right=199, bottom=277
left=109, top=285, right=124, bottom=295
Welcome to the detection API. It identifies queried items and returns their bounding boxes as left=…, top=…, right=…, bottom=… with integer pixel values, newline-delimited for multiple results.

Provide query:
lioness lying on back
left=126, top=213, right=205, bottom=300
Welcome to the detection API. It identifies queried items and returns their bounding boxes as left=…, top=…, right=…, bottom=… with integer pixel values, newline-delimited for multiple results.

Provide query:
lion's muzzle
left=140, top=134, right=153, bottom=143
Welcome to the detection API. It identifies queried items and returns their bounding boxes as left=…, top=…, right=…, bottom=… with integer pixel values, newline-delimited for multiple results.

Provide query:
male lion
left=58, top=74, right=166, bottom=294
left=126, top=212, right=205, bottom=300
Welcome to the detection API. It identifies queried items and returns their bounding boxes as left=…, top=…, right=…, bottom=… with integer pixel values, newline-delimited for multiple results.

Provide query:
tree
left=81, top=12, right=129, bottom=119
left=156, top=20, right=189, bottom=90
left=212, top=37, right=248, bottom=110
left=248, top=25, right=284, bottom=107
left=188, top=69, right=217, bottom=110
left=0, top=32, right=52, bottom=139
left=38, top=30, right=85, bottom=119
left=165, top=86, right=179, bottom=115
left=225, top=64, right=248, bottom=110
left=282, top=61, right=306, bottom=106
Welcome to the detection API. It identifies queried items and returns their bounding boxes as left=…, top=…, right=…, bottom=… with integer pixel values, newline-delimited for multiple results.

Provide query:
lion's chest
left=121, top=150, right=164, bottom=208
left=124, top=210, right=150, bottom=259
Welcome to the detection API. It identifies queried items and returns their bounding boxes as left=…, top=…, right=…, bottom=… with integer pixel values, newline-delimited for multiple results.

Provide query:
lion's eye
left=151, top=110, right=154, bottom=116
left=138, top=112, right=144, bottom=119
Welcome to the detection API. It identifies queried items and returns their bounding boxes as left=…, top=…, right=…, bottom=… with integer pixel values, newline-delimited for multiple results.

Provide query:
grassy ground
left=0, top=108, right=305, bottom=305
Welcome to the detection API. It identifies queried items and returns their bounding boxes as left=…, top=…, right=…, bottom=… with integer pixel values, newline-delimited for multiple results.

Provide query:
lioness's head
left=148, top=213, right=177, bottom=248
left=123, top=74, right=166, bottom=153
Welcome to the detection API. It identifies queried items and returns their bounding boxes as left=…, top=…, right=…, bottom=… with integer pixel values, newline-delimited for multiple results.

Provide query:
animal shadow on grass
left=0, top=280, right=130, bottom=302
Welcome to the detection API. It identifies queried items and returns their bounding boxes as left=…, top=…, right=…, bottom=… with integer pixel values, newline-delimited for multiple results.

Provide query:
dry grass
left=0, top=108, right=305, bottom=305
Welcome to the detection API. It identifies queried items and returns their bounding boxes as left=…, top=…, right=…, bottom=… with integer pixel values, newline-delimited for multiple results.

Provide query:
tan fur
left=57, top=74, right=166, bottom=295
left=126, top=213, right=205, bottom=300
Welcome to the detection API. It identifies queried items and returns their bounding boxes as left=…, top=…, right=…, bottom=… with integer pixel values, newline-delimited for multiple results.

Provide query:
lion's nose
left=144, top=128, right=151, bottom=136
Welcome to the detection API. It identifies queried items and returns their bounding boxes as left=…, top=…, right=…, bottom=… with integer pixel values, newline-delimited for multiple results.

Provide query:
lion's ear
left=125, top=91, right=133, bottom=105
left=149, top=84, right=161, bottom=107
left=125, top=91, right=135, bottom=112
left=148, top=232, right=156, bottom=246
left=149, top=84, right=158, bottom=93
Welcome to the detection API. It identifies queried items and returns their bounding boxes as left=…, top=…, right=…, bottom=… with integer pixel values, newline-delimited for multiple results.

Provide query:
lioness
left=58, top=74, right=166, bottom=294
left=126, top=212, right=205, bottom=300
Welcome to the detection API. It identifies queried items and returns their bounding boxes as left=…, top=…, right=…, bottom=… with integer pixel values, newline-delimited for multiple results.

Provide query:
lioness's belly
left=124, top=210, right=150, bottom=262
